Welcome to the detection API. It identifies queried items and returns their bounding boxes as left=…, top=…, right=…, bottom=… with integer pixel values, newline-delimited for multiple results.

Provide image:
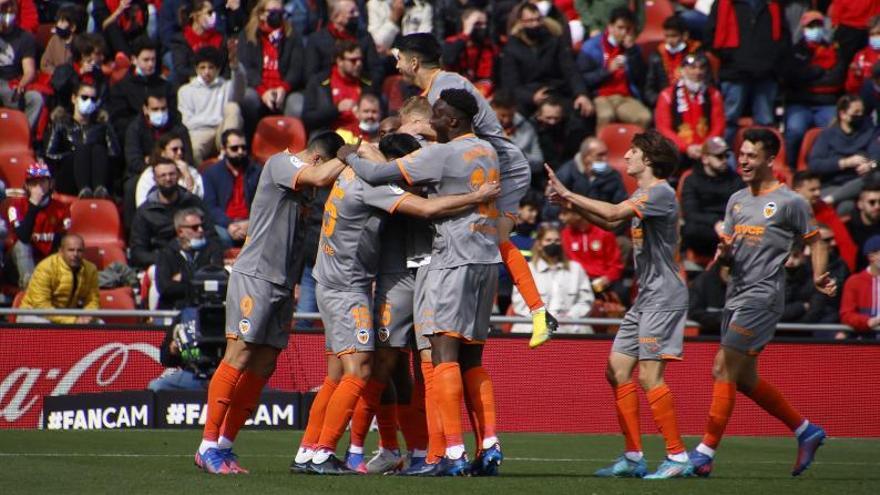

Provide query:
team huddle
left=190, top=34, right=836, bottom=479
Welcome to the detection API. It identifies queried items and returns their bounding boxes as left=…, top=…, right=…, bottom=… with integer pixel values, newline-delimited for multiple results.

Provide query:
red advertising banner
left=3, top=327, right=879, bottom=437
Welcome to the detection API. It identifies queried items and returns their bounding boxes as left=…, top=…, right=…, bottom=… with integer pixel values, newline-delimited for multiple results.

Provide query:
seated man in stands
left=155, top=208, right=224, bottom=310
left=301, top=40, right=372, bottom=135
left=18, top=233, right=100, bottom=324
left=848, top=181, right=880, bottom=271
left=840, top=235, right=880, bottom=339
left=793, top=170, right=858, bottom=272
left=559, top=206, right=623, bottom=298
left=201, top=130, right=260, bottom=247
left=0, top=0, right=43, bottom=132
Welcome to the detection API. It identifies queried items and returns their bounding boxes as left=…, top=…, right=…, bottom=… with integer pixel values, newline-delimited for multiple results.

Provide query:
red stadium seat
left=0, top=150, right=35, bottom=192
left=35, top=23, right=53, bottom=49
left=382, top=74, right=406, bottom=114
left=636, top=0, right=675, bottom=57
left=0, top=109, right=32, bottom=153
left=198, top=158, right=219, bottom=173
left=598, top=123, right=644, bottom=194
left=797, top=127, right=822, bottom=172
left=8, top=291, right=25, bottom=323
left=100, top=287, right=139, bottom=324
left=83, top=245, right=128, bottom=270
left=252, top=116, right=307, bottom=164
left=68, top=199, right=126, bottom=249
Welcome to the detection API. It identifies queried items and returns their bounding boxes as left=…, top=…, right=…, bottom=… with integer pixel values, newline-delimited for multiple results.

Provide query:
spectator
left=559, top=207, right=623, bottom=296
left=434, top=0, right=498, bottom=41
left=491, top=89, right=543, bottom=176
left=11, top=0, right=33, bottom=34
left=18, top=234, right=99, bottom=324
left=532, top=97, right=589, bottom=171
left=808, top=95, right=879, bottom=213
left=342, top=92, right=383, bottom=143
left=50, top=34, right=109, bottom=112
left=830, top=0, right=880, bottom=69
left=688, top=263, right=729, bottom=334
left=644, top=15, right=703, bottom=109
left=0, top=0, right=42, bottom=131
left=44, top=82, right=121, bottom=199
left=793, top=170, right=858, bottom=271
left=511, top=222, right=594, bottom=334
left=680, top=136, right=744, bottom=260
left=543, top=136, right=627, bottom=220
left=815, top=224, right=851, bottom=323
left=129, top=157, right=217, bottom=269
left=654, top=51, right=724, bottom=166
left=39, top=3, right=85, bottom=77
left=783, top=11, right=846, bottom=170
left=93, top=0, right=149, bottom=57
left=577, top=6, right=650, bottom=130
left=159, top=0, right=246, bottom=51
left=108, top=36, right=176, bottom=133
left=845, top=15, right=880, bottom=94
left=839, top=235, right=880, bottom=338
left=780, top=242, right=821, bottom=324
left=177, top=46, right=245, bottom=163
left=367, top=0, right=433, bottom=55
left=201, top=129, right=259, bottom=247
left=501, top=2, right=592, bottom=118
left=707, top=0, right=790, bottom=143
left=136, top=133, right=204, bottom=207
left=848, top=182, right=880, bottom=271
left=301, top=40, right=372, bottom=134
left=859, top=62, right=880, bottom=121
left=498, top=193, right=542, bottom=312
left=3, top=161, right=69, bottom=289
left=574, top=0, right=644, bottom=37
left=168, top=0, right=226, bottom=87
left=155, top=207, right=224, bottom=309
left=237, top=0, right=306, bottom=125
left=442, top=8, right=499, bottom=96
left=304, top=0, right=383, bottom=94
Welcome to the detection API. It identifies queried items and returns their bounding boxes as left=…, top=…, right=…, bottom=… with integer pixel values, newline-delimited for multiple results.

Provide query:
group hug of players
left=188, top=34, right=836, bottom=479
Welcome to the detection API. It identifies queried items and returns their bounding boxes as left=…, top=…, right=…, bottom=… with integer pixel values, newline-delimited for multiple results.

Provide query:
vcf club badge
left=357, top=328, right=370, bottom=345
left=763, top=201, right=777, bottom=219
left=378, top=327, right=390, bottom=343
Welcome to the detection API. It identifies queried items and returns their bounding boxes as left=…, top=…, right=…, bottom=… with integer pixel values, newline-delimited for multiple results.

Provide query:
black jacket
left=847, top=213, right=880, bottom=271
left=50, top=63, right=109, bottom=112
left=706, top=0, right=790, bottom=81
left=688, top=264, right=727, bottom=334
left=782, top=254, right=848, bottom=324
left=129, top=187, right=218, bottom=268
left=541, top=155, right=627, bottom=222
left=301, top=69, right=372, bottom=132
left=44, top=108, right=121, bottom=163
left=784, top=40, right=846, bottom=106
left=304, top=28, right=383, bottom=93
left=155, top=237, right=225, bottom=309
left=237, top=29, right=306, bottom=92
left=680, top=164, right=744, bottom=233
left=108, top=70, right=177, bottom=133
left=123, top=116, right=194, bottom=180
left=533, top=117, right=589, bottom=171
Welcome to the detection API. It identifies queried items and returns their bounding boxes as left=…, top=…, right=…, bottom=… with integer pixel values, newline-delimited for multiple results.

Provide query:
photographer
left=155, top=207, right=224, bottom=310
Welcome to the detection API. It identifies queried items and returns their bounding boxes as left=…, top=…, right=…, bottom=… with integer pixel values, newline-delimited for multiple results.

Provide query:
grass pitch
left=1, top=430, right=878, bottom=494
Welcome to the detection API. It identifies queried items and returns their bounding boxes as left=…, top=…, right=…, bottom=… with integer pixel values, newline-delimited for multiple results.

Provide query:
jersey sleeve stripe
left=625, top=199, right=643, bottom=219
left=395, top=158, right=415, bottom=186
left=291, top=165, right=309, bottom=191
left=388, top=192, right=415, bottom=213
left=803, top=229, right=820, bottom=240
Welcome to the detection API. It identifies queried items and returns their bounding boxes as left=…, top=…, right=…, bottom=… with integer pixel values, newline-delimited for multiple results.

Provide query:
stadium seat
left=68, top=199, right=126, bottom=249
left=598, top=123, right=644, bottom=194
left=110, top=53, right=131, bottom=85
left=35, top=23, right=53, bottom=49
left=198, top=158, right=219, bottom=173
left=636, top=0, right=675, bottom=57
left=382, top=74, right=406, bottom=114
left=83, top=245, right=128, bottom=270
left=797, top=127, right=822, bottom=172
left=0, top=150, right=35, bottom=192
left=99, top=287, right=139, bottom=325
left=251, top=116, right=307, bottom=164
left=733, top=126, right=791, bottom=184
left=0, top=109, right=32, bottom=153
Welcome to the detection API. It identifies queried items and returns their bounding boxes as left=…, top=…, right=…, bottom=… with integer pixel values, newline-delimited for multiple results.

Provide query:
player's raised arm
left=295, top=158, right=346, bottom=188
left=344, top=154, right=407, bottom=184
left=545, top=164, right=633, bottom=230
left=396, top=180, right=501, bottom=219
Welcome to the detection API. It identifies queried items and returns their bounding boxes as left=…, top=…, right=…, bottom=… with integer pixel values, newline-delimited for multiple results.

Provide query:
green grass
left=1, top=431, right=878, bottom=494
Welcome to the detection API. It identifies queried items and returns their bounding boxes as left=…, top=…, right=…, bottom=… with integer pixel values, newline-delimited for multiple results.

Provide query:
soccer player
left=299, top=134, right=500, bottom=475
left=342, top=88, right=505, bottom=476
left=194, top=132, right=346, bottom=474
left=545, top=130, right=693, bottom=479
left=392, top=33, right=558, bottom=348
left=689, top=128, right=837, bottom=477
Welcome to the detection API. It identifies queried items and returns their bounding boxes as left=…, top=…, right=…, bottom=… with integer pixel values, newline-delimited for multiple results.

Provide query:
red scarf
left=328, top=22, right=357, bottom=42
left=713, top=0, right=781, bottom=49
left=106, top=0, right=145, bottom=33
left=657, top=40, right=700, bottom=85
left=256, top=30, right=290, bottom=95
left=598, top=33, right=630, bottom=97
left=807, top=41, right=838, bottom=70
left=672, top=80, right=710, bottom=146
left=183, top=25, right=223, bottom=52
left=329, top=65, right=361, bottom=132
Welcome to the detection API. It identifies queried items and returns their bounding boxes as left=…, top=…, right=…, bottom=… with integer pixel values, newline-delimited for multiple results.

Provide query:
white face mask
left=591, top=160, right=608, bottom=173
left=666, top=41, right=686, bottom=54
left=149, top=110, right=169, bottom=128
left=77, top=97, right=97, bottom=116
left=803, top=27, right=825, bottom=43
left=536, top=0, right=551, bottom=17
left=202, top=12, right=217, bottom=30
left=683, top=76, right=703, bottom=93
left=359, top=120, right=380, bottom=134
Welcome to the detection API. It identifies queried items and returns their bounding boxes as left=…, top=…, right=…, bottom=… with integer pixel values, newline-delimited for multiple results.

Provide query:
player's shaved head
left=430, top=92, right=476, bottom=143
left=439, top=88, right=479, bottom=122
left=307, top=131, right=345, bottom=162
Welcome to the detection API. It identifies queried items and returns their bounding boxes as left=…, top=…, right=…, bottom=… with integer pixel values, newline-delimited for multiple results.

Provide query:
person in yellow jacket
left=19, top=234, right=100, bottom=324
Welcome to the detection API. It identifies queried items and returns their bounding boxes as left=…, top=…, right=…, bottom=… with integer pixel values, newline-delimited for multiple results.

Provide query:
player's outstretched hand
left=336, top=138, right=362, bottom=162
left=814, top=272, right=838, bottom=297
left=712, top=234, right=734, bottom=267
left=544, top=163, right=570, bottom=204
left=474, top=180, right=501, bottom=202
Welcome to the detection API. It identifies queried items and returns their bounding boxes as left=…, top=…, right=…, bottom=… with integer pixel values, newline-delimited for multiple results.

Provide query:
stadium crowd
left=0, top=0, right=879, bottom=337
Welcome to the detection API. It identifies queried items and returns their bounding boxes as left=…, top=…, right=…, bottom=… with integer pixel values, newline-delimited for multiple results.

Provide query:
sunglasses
left=867, top=199, right=880, bottom=206
left=343, top=56, right=363, bottom=63
left=227, top=145, right=246, bottom=152
left=181, top=223, right=204, bottom=231
left=79, top=95, right=98, bottom=102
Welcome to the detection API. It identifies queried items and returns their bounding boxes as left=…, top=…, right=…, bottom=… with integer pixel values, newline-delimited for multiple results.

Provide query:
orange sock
left=219, top=370, right=267, bottom=443
left=349, top=379, right=386, bottom=449
left=434, top=362, right=465, bottom=449
left=500, top=241, right=543, bottom=311
left=463, top=390, right=483, bottom=449
left=398, top=381, right=428, bottom=452
left=202, top=361, right=242, bottom=442
left=646, top=384, right=686, bottom=455
left=377, top=403, right=400, bottom=450
left=701, top=381, right=736, bottom=449
left=421, top=361, right=445, bottom=462
left=463, top=366, right=497, bottom=448
left=614, top=382, right=642, bottom=452
left=744, top=378, right=804, bottom=431
left=317, top=375, right=366, bottom=451
left=301, top=376, right=339, bottom=449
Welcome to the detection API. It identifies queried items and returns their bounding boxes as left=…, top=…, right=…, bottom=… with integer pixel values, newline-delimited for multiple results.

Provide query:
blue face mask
left=591, top=160, right=609, bottom=173
left=871, top=36, right=880, bottom=50
left=189, top=237, right=206, bottom=250
left=666, top=42, right=686, bottom=54
left=803, top=27, right=825, bottom=43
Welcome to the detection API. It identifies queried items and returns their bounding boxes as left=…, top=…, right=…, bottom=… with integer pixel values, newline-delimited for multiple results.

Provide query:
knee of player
left=637, top=373, right=663, bottom=391
left=604, top=363, right=627, bottom=386
left=221, top=339, right=253, bottom=370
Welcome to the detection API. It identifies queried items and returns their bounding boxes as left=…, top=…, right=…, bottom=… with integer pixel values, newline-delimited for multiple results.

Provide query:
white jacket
left=367, top=0, right=433, bottom=50
left=512, top=257, right=595, bottom=334
left=177, top=65, right=246, bottom=131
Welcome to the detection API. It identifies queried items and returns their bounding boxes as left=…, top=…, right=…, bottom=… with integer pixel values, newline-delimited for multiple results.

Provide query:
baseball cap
left=25, top=161, right=52, bottom=180
left=864, top=235, right=880, bottom=256
left=702, top=136, right=729, bottom=156
left=799, top=10, right=824, bottom=27
left=682, top=52, right=709, bottom=67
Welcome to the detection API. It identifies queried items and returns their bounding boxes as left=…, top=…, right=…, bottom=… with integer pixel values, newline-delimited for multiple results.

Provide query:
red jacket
left=839, top=268, right=880, bottom=332
left=812, top=201, right=857, bottom=272
left=655, top=83, right=725, bottom=153
left=561, top=222, right=624, bottom=283
left=830, top=0, right=880, bottom=29
left=845, top=46, right=880, bottom=94
left=5, top=197, right=70, bottom=259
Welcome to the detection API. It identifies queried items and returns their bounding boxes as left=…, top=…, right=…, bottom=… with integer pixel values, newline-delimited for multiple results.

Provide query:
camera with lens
left=173, top=266, right=229, bottom=378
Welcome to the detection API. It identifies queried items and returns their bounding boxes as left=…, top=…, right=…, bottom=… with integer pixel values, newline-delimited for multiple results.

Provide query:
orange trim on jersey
left=661, top=354, right=684, bottom=362
left=389, top=192, right=416, bottom=213
left=504, top=211, right=518, bottom=222
left=335, top=348, right=360, bottom=357
left=750, top=182, right=784, bottom=197
left=625, top=199, right=643, bottom=219
left=420, top=69, right=442, bottom=96
left=395, top=158, right=415, bottom=186
left=803, top=229, right=820, bottom=240
left=434, top=329, right=487, bottom=345
left=452, top=132, right=476, bottom=141
left=291, top=165, right=310, bottom=191
left=719, top=233, right=733, bottom=242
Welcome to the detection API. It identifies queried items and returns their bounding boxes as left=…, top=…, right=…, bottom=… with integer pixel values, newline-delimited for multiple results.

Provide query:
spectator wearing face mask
left=0, top=0, right=43, bottom=131
left=201, top=129, right=259, bottom=247
left=574, top=0, right=645, bottom=38
left=168, top=0, right=226, bottom=87
left=39, top=3, right=86, bottom=77
left=155, top=207, right=224, bottom=310
left=443, top=8, right=499, bottom=96
left=301, top=40, right=372, bottom=135
left=367, top=0, right=433, bottom=55
left=108, top=36, right=177, bottom=133
left=644, top=15, right=703, bottom=109
left=50, top=34, right=109, bottom=113
left=531, top=96, right=589, bottom=172
left=845, top=15, right=880, bottom=94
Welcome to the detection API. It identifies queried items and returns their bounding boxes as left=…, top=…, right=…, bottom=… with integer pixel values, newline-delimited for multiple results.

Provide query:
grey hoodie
left=177, top=65, right=246, bottom=131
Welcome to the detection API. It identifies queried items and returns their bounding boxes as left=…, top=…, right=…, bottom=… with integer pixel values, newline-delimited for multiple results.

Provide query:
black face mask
left=158, top=184, right=178, bottom=198
left=849, top=115, right=866, bottom=130
left=524, top=26, right=547, bottom=42
left=266, top=10, right=284, bottom=29
left=543, top=243, right=562, bottom=258
left=345, top=18, right=359, bottom=35
left=471, top=26, right=487, bottom=44
left=55, top=26, right=72, bottom=39
left=227, top=154, right=248, bottom=168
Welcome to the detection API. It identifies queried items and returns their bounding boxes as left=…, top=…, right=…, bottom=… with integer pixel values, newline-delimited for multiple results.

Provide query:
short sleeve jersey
left=6, top=198, right=70, bottom=258
left=313, top=167, right=410, bottom=290
left=722, top=184, right=819, bottom=312
left=232, top=152, right=310, bottom=288
left=626, top=181, right=688, bottom=311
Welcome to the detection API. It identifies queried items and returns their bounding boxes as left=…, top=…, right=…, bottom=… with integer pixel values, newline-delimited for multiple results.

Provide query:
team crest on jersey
left=378, top=327, right=390, bottom=342
left=357, top=328, right=371, bottom=345
left=388, top=184, right=405, bottom=195
left=239, top=318, right=251, bottom=334
left=732, top=203, right=742, bottom=214
left=590, top=240, right=602, bottom=252
left=763, top=202, right=777, bottom=219
left=239, top=296, right=253, bottom=317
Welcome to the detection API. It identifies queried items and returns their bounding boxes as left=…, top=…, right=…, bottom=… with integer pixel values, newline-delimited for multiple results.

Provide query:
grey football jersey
left=627, top=181, right=688, bottom=311
left=313, top=167, right=410, bottom=291
left=722, top=184, right=819, bottom=312
left=232, top=152, right=310, bottom=288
